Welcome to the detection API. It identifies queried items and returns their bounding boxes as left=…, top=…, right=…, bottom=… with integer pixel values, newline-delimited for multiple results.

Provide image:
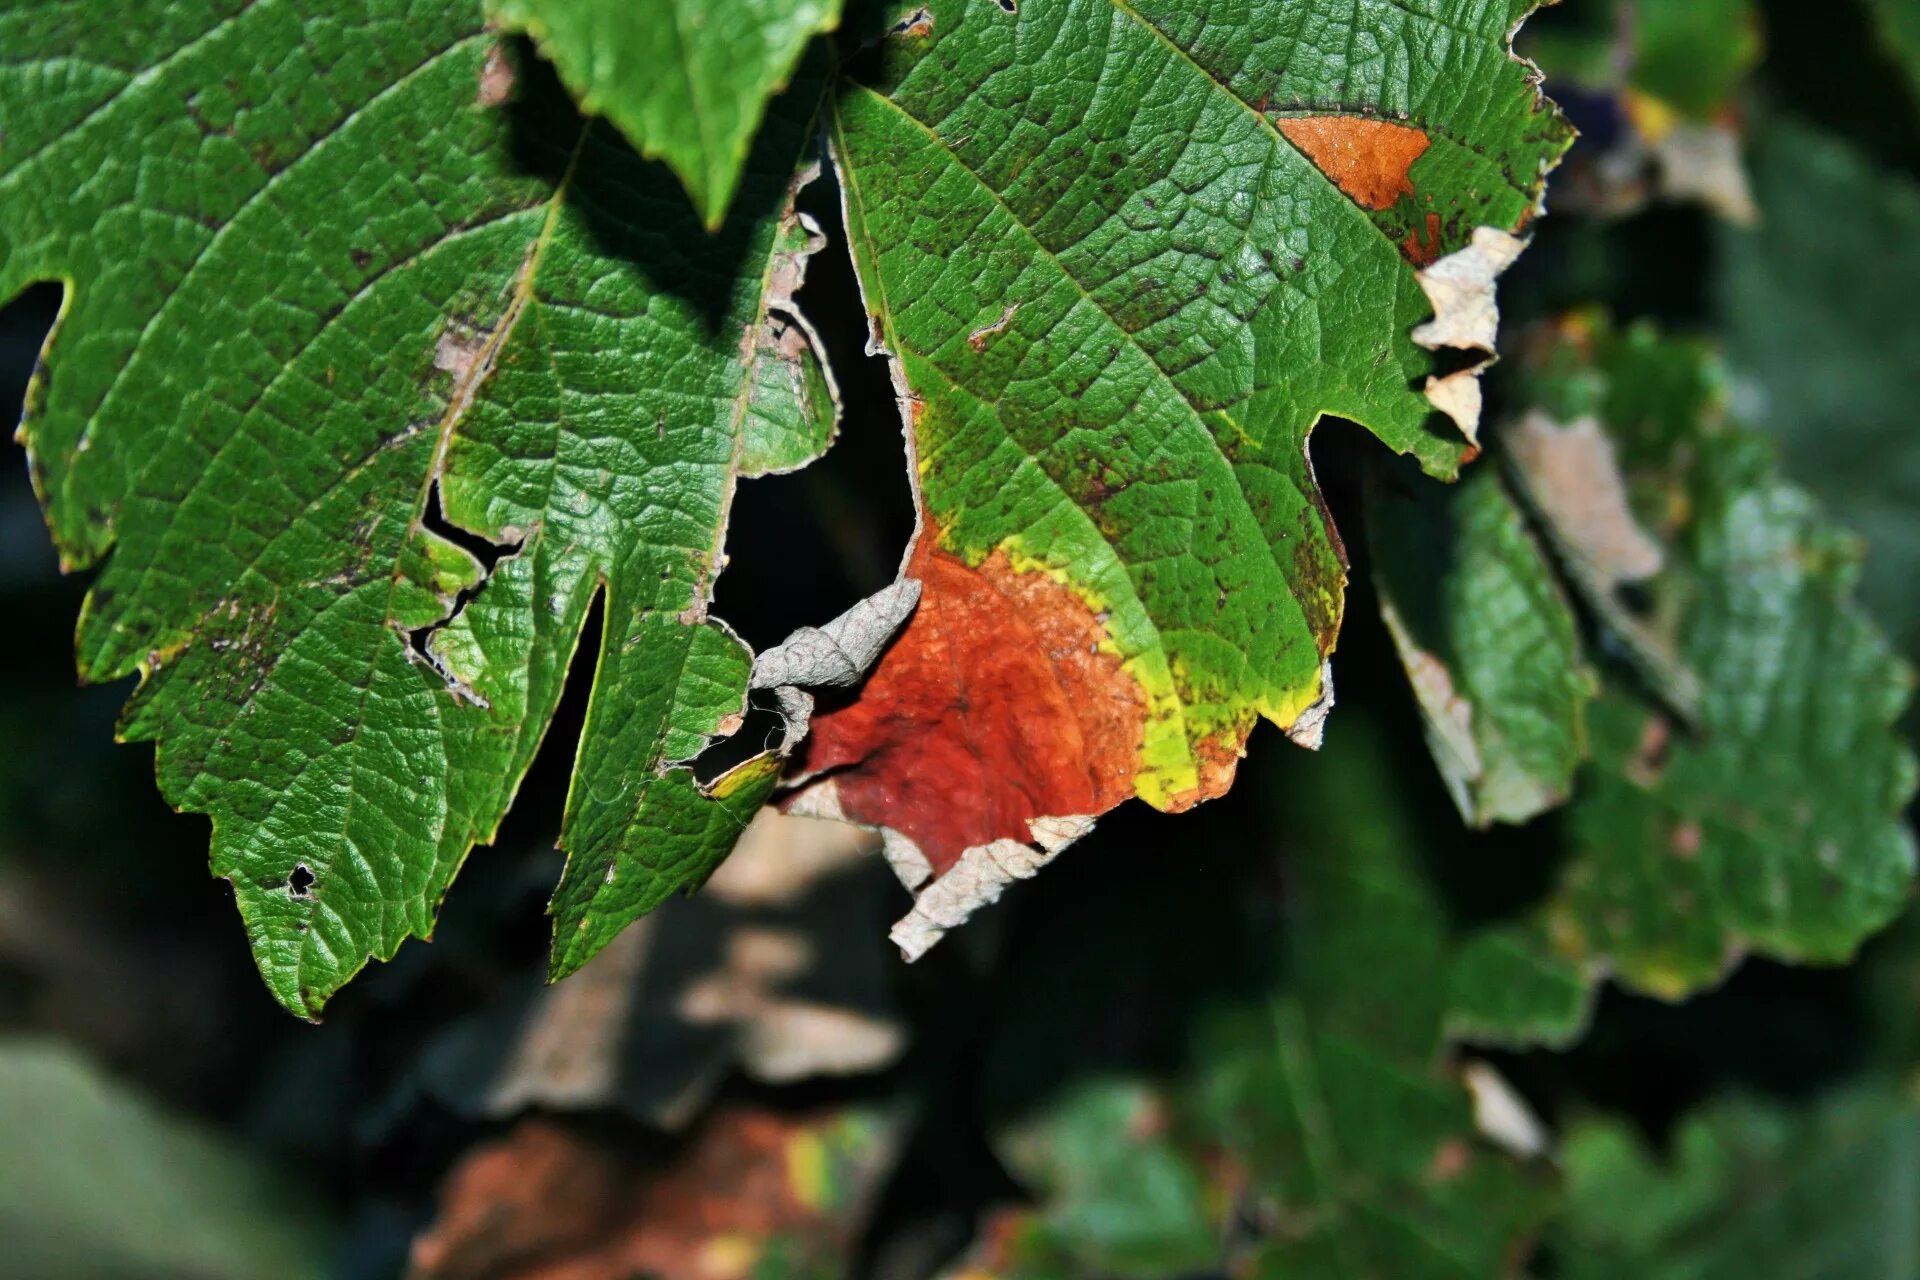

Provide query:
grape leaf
left=0, top=3, right=844, bottom=1015
left=413, top=1105, right=902, bottom=1280
left=485, top=0, right=843, bottom=230
left=793, top=0, right=1571, bottom=954
left=1448, top=318, right=1918, bottom=1035
left=1520, top=0, right=1760, bottom=222
left=1864, top=0, right=1920, bottom=105
left=1368, top=458, right=1594, bottom=828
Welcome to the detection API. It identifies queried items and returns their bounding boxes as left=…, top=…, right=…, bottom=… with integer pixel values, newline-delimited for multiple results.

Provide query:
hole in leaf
left=404, top=479, right=520, bottom=698
left=288, top=864, right=315, bottom=897
left=712, top=159, right=915, bottom=653
left=689, top=691, right=789, bottom=785
left=421, top=477, right=516, bottom=572
left=488, top=585, right=606, bottom=856
left=1412, top=344, right=1486, bottom=391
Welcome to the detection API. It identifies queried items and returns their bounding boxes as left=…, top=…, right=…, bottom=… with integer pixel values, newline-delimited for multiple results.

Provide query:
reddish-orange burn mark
left=1402, top=211, right=1445, bottom=266
left=795, top=519, right=1148, bottom=875
left=1276, top=116, right=1431, bottom=211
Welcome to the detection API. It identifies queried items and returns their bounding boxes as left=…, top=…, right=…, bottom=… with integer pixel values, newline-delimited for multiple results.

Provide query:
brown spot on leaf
left=475, top=43, right=515, bottom=108
left=1167, top=729, right=1246, bottom=812
left=1403, top=211, right=1445, bottom=266
left=1627, top=716, right=1671, bottom=788
left=1425, top=1138, right=1472, bottom=1184
left=1276, top=116, right=1430, bottom=211
left=793, top=515, right=1148, bottom=876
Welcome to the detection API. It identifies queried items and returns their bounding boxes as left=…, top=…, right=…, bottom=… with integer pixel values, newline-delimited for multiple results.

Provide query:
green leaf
left=796, top=0, right=1571, bottom=914
left=989, top=1081, right=1219, bottom=1278
left=1627, top=0, right=1762, bottom=121
left=1368, top=459, right=1595, bottom=828
left=1473, top=319, right=1918, bottom=1018
left=0, top=4, right=836, bottom=1014
left=486, top=0, right=842, bottom=229
left=1550, top=1089, right=1920, bottom=1280
left=1447, top=921, right=1597, bottom=1050
left=1522, top=0, right=1760, bottom=121
left=0, top=1038, right=332, bottom=1280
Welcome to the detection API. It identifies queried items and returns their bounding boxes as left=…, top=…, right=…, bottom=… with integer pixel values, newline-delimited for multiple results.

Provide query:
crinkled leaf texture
left=1444, top=319, right=1918, bottom=1045
left=0, top=3, right=843, bottom=1015
left=791, top=0, right=1572, bottom=954
left=485, top=0, right=843, bottom=230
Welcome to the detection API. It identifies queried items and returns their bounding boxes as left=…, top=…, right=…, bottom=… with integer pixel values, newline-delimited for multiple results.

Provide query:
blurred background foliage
left=3, top=0, right=1920, bottom=1276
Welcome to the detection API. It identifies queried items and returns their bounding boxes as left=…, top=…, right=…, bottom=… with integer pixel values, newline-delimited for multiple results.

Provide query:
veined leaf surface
left=0, top=2, right=837, bottom=1014
left=799, top=0, right=1571, bottom=952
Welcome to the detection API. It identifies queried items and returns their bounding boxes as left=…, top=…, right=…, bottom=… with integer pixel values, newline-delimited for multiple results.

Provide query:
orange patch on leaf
left=793, top=520, right=1148, bottom=876
left=1403, top=211, right=1446, bottom=266
left=1277, top=116, right=1431, bottom=211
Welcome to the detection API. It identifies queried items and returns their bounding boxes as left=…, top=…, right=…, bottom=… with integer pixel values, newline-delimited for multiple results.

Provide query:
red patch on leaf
left=792, top=517, right=1148, bottom=876
left=1276, top=116, right=1431, bottom=211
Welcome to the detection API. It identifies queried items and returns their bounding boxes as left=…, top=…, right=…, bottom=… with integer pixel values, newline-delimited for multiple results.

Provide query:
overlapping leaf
left=486, top=0, right=843, bottom=229
left=1521, top=0, right=1761, bottom=221
left=1437, top=319, right=1917, bottom=1043
left=0, top=2, right=842, bottom=1014
left=1368, top=459, right=1593, bottom=828
left=795, top=0, right=1571, bottom=954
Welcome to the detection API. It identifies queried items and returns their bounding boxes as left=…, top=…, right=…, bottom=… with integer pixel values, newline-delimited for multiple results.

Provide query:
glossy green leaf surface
left=486, top=0, right=842, bottom=228
left=0, top=2, right=833, bottom=1014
